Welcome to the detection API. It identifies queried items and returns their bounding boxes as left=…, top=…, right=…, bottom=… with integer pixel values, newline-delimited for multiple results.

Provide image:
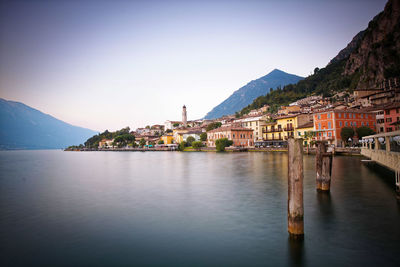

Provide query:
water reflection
left=287, top=236, right=305, bottom=267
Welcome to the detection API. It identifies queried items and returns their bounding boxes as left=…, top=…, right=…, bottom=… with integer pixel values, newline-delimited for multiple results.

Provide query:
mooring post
left=321, top=152, right=333, bottom=191
left=316, top=141, right=333, bottom=191
left=315, top=142, right=326, bottom=190
left=288, top=138, right=304, bottom=238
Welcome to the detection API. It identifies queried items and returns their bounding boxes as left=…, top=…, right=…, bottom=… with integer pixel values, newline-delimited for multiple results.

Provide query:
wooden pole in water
left=288, top=138, right=304, bottom=238
left=316, top=141, right=333, bottom=191
left=315, top=141, right=326, bottom=190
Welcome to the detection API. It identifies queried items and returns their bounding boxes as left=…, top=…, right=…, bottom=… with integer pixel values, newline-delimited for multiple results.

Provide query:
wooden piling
left=288, top=138, right=304, bottom=238
left=316, top=141, right=333, bottom=192
left=315, top=142, right=326, bottom=190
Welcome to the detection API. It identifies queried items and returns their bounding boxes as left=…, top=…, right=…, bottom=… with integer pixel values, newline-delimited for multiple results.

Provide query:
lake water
left=0, top=150, right=399, bottom=266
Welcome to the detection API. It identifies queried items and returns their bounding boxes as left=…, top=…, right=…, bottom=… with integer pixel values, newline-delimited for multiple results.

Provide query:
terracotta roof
left=207, top=126, right=253, bottom=133
left=383, top=101, right=400, bottom=110
left=297, top=122, right=314, bottom=129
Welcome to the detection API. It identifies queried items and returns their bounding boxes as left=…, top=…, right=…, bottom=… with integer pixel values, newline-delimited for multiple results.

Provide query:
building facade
left=207, top=127, right=254, bottom=147
left=384, top=102, right=400, bottom=132
left=313, top=109, right=376, bottom=146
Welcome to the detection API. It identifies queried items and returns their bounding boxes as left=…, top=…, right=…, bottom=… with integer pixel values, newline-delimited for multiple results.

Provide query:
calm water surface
left=0, top=150, right=399, bottom=266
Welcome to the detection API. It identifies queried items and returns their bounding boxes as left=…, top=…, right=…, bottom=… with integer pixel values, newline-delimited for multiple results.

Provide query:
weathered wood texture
left=316, top=142, right=333, bottom=191
left=288, top=138, right=304, bottom=237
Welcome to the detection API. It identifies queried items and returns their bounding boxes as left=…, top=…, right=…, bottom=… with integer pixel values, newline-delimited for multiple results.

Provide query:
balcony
left=263, top=128, right=282, bottom=133
left=283, top=126, right=294, bottom=131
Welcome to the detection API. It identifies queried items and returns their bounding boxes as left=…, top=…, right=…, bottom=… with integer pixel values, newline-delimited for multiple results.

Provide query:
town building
left=160, top=134, right=174, bottom=145
left=295, top=121, right=314, bottom=147
left=313, top=109, right=376, bottom=146
left=98, top=139, right=114, bottom=149
left=240, top=114, right=269, bottom=141
left=262, top=114, right=312, bottom=143
left=384, top=102, right=400, bottom=132
left=207, top=126, right=254, bottom=147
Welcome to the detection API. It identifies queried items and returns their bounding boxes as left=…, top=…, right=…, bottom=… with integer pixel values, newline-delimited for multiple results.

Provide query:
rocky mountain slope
left=239, top=0, right=399, bottom=115
left=344, top=0, right=400, bottom=88
left=204, top=69, right=303, bottom=119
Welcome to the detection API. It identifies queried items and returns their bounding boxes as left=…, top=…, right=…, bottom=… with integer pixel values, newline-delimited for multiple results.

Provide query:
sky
left=0, top=0, right=388, bottom=132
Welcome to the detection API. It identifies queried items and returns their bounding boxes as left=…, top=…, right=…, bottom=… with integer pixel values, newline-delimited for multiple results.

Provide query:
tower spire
left=182, top=105, right=187, bottom=127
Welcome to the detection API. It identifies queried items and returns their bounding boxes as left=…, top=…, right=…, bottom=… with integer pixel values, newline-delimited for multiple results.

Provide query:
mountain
left=344, top=0, right=400, bottom=88
left=239, top=0, right=399, bottom=114
left=203, top=69, right=303, bottom=119
left=0, top=98, right=97, bottom=149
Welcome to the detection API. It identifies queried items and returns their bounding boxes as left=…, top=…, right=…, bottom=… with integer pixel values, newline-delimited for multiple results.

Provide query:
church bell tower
left=182, top=105, right=187, bottom=127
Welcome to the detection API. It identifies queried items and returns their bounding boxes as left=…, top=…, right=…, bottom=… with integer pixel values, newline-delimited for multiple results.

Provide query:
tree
left=166, top=129, right=173, bottom=133
left=173, top=123, right=180, bottom=127
left=192, top=141, right=203, bottom=150
left=158, top=140, right=164, bottom=145
left=341, top=127, right=355, bottom=146
left=139, top=138, right=146, bottom=147
left=356, top=126, right=375, bottom=139
left=178, top=141, right=187, bottom=151
left=215, top=138, right=233, bottom=152
left=186, top=136, right=195, bottom=146
left=145, top=125, right=150, bottom=129
left=200, top=132, right=207, bottom=141
left=206, top=122, right=222, bottom=131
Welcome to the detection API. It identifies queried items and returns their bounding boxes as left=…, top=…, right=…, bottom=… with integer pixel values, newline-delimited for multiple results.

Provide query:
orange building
left=314, top=109, right=376, bottom=147
left=207, top=127, right=254, bottom=147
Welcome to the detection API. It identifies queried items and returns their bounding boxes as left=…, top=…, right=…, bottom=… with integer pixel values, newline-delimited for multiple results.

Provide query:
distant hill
left=203, top=69, right=303, bottom=119
left=239, top=0, right=400, bottom=115
left=0, top=98, right=97, bottom=149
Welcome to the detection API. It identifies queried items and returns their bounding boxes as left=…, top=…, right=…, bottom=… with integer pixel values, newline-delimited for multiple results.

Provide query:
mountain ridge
left=0, top=98, right=97, bottom=149
left=204, top=69, right=303, bottom=119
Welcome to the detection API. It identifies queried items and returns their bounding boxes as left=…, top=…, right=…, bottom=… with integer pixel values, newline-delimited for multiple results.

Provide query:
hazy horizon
left=0, top=0, right=387, bottom=132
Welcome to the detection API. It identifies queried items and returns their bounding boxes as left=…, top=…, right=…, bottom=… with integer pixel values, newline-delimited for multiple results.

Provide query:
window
left=386, top=118, right=392, bottom=123
left=361, top=114, right=363, bottom=119
left=327, top=113, right=331, bottom=119
left=385, top=110, right=390, bottom=115
left=344, top=113, right=347, bottom=118
left=339, top=121, right=342, bottom=127
left=366, top=122, right=369, bottom=126
left=338, top=113, right=342, bottom=118
left=328, top=132, right=332, bottom=137
left=328, top=122, right=331, bottom=129
left=354, top=122, right=357, bottom=127
left=233, top=134, right=235, bottom=138
left=361, top=122, right=364, bottom=126
left=298, top=132, right=301, bottom=136
left=345, top=122, right=348, bottom=127
left=318, top=123, right=321, bottom=130
left=318, top=114, right=321, bottom=119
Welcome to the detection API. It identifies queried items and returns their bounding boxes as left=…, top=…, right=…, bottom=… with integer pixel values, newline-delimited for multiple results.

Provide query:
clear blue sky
left=0, top=0, right=387, bottom=131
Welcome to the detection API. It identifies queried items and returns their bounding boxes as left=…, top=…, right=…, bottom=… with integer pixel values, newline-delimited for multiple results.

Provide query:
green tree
left=158, top=140, right=164, bottom=144
left=178, top=141, right=187, bottom=151
left=356, top=126, right=375, bottom=139
left=139, top=138, right=146, bottom=147
left=192, top=141, right=203, bottom=150
left=215, top=138, right=233, bottom=152
left=166, top=129, right=173, bottom=133
left=340, top=127, right=355, bottom=146
left=200, top=132, right=207, bottom=141
left=206, top=122, right=222, bottom=131
left=186, top=136, right=195, bottom=146
left=173, top=123, right=180, bottom=127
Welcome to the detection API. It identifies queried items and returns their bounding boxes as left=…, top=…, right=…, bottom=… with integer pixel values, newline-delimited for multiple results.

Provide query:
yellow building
left=160, top=134, right=174, bottom=144
left=263, top=114, right=312, bottom=142
left=173, top=129, right=188, bottom=144
left=295, top=122, right=315, bottom=147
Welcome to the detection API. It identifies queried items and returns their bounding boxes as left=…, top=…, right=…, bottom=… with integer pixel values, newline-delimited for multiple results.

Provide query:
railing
left=263, top=128, right=281, bottom=133
left=284, top=126, right=294, bottom=131
left=361, top=130, right=400, bottom=173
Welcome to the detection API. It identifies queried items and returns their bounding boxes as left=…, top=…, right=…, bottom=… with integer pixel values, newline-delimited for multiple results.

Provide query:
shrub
left=215, top=138, right=233, bottom=152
